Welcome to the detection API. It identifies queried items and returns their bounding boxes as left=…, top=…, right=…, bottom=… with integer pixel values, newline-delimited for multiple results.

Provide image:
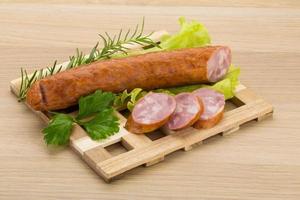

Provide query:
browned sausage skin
left=193, top=110, right=224, bottom=129
left=26, top=46, right=231, bottom=111
left=125, top=115, right=170, bottom=134
left=26, top=82, right=44, bottom=111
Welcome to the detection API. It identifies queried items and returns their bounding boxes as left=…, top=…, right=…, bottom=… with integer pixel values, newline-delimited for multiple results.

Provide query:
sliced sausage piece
left=193, top=88, right=225, bottom=129
left=125, top=92, right=176, bottom=134
left=167, top=93, right=203, bottom=130
left=26, top=46, right=231, bottom=111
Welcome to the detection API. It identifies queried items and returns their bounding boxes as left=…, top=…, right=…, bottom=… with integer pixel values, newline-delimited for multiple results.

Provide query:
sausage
left=125, top=92, right=176, bottom=134
left=166, top=93, right=203, bottom=130
left=26, top=46, right=231, bottom=111
left=192, top=88, right=225, bottom=129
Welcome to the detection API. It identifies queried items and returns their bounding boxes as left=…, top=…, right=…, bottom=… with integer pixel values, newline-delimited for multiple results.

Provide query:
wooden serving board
left=9, top=31, right=273, bottom=182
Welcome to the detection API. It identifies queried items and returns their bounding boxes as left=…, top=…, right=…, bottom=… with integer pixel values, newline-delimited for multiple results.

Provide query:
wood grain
left=0, top=2, right=300, bottom=200
left=1, top=1, right=300, bottom=8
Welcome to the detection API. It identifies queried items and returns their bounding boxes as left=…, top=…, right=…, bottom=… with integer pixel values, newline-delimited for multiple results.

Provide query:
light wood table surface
left=0, top=2, right=300, bottom=200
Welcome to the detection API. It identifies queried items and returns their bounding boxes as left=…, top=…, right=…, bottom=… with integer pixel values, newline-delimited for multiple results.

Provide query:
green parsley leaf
left=42, top=114, right=74, bottom=145
left=77, top=90, right=115, bottom=120
left=81, top=108, right=120, bottom=140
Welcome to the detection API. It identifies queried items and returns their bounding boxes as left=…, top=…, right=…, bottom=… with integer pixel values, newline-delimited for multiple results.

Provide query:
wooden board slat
left=97, top=134, right=184, bottom=179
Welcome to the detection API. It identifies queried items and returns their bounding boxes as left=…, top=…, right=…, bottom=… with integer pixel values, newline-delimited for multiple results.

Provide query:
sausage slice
left=193, top=88, right=225, bottom=129
left=125, top=92, right=176, bottom=134
left=167, top=93, right=203, bottom=130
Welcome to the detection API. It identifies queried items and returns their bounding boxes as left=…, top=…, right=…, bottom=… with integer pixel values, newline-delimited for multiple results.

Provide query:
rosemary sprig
left=18, top=18, right=160, bottom=101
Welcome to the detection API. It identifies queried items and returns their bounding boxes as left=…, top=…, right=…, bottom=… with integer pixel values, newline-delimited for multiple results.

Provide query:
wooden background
left=0, top=1, right=300, bottom=199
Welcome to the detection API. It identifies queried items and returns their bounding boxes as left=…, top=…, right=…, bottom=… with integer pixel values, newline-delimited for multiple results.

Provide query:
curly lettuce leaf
left=116, top=17, right=211, bottom=57
left=158, top=17, right=211, bottom=50
left=114, top=88, right=146, bottom=111
left=127, top=88, right=147, bottom=111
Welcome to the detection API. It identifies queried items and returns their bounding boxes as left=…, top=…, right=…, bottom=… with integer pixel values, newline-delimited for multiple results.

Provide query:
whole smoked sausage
left=27, top=46, right=231, bottom=111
